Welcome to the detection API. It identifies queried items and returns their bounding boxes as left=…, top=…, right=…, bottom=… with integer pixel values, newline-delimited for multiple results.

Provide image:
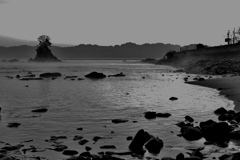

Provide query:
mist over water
left=0, top=60, right=234, bottom=159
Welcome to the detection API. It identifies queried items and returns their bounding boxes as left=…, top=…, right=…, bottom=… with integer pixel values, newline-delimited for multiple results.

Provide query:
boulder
left=20, top=78, right=43, bottom=80
left=176, top=153, right=185, bottom=160
left=62, top=150, right=78, bottom=156
left=156, top=113, right=171, bottom=118
left=100, top=145, right=116, bottom=149
left=111, top=119, right=128, bottom=124
left=214, top=107, right=227, bottom=115
left=7, top=122, right=21, bottom=128
left=85, top=72, right=106, bottom=79
left=144, top=111, right=156, bottom=119
left=169, top=97, right=178, bottom=101
left=31, top=108, right=48, bottom=113
left=180, top=126, right=202, bottom=141
left=128, top=129, right=153, bottom=155
left=185, top=115, right=194, bottom=122
left=144, top=137, right=164, bottom=154
left=40, top=72, right=62, bottom=78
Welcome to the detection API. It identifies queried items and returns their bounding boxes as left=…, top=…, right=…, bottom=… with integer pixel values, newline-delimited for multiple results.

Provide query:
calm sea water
left=0, top=60, right=235, bottom=159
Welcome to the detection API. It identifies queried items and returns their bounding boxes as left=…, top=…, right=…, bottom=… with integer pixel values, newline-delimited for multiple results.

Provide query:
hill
left=0, top=42, right=180, bottom=60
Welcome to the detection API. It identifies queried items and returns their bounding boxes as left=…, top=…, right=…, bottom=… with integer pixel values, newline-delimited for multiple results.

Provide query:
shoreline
left=186, top=76, right=240, bottom=112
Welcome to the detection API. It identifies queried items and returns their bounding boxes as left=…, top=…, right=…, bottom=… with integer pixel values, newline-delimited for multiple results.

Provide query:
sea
left=0, top=60, right=236, bottom=160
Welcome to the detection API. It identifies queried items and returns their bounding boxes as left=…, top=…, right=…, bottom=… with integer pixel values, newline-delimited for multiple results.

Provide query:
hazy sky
left=0, top=0, right=239, bottom=46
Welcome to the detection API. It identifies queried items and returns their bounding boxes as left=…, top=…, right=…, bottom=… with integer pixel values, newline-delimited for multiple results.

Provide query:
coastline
left=186, top=76, right=240, bottom=112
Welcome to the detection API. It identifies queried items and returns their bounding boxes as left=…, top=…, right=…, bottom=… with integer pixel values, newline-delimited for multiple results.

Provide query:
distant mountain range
left=0, top=35, right=181, bottom=60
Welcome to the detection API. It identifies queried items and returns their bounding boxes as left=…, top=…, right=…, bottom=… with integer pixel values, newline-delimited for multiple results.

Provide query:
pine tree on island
left=28, top=35, right=61, bottom=62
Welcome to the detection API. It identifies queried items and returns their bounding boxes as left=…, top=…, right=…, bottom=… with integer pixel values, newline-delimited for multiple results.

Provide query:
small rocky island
left=28, top=35, right=61, bottom=62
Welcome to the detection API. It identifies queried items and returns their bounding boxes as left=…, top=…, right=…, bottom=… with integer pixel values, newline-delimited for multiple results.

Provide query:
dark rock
left=230, top=130, right=240, bottom=139
left=65, top=76, right=78, bottom=79
left=214, top=107, right=227, bottom=115
left=1, top=145, right=22, bottom=151
left=30, top=45, right=61, bottom=62
left=85, top=146, right=92, bottom=152
left=77, top=127, right=83, bottom=130
left=198, top=78, right=205, bottom=81
left=200, top=120, right=232, bottom=142
left=128, top=129, right=153, bottom=155
left=156, top=113, right=171, bottom=118
left=79, top=151, right=91, bottom=157
left=185, top=157, right=201, bottom=160
left=176, top=121, right=186, bottom=128
left=50, top=136, right=67, bottom=141
left=180, top=126, right=202, bottom=141
left=62, top=150, right=78, bottom=156
left=16, top=75, right=20, bottom=78
left=53, top=144, right=68, bottom=152
left=144, top=137, right=164, bottom=154
left=111, top=119, right=128, bottom=124
left=85, top=72, right=106, bottom=79
left=219, top=153, right=240, bottom=160
left=78, top=78, right=84, bottom=81
left=218, top=114, right=227, bottom=121
left=108, top=72, right=126, bottom=77
left=31, top=108, right=48, bottom=113
left=176, top=153, right=185, bottom=160
left=161, top=158, right=175, bottom=160
left=73, top=135, right=83, bottom=141
left=100, top=145, right=116, bottom=149
left=20, top=78, right=43, bottom=80
left=185, top=115, right=194, bottom=122
left=78, top=139, right=89, bottom=145
left=190, top=150, right=203, bottom=159
left=40, top=72, right=62, bottom=78
left=144, top=111, right=156, bottom=119
left=23, top=74, right=35, bottom=77
left=169, top=97, right=178, bottom=101
left=93, top=136, right=104, bottom=142
left=7, top=122, right=21, bottom=128
left=126, top=136, right=132, bottom=141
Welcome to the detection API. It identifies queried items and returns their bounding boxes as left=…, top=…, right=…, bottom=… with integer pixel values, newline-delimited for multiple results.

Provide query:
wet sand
left=186, top=76, right=240, bottom=112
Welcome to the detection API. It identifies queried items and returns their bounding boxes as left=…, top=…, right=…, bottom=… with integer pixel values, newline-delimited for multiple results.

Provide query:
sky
left=0, top=0, right=239, bottom=46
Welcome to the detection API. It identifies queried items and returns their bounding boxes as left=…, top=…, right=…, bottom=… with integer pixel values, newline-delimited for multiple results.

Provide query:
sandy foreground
left=186, top=76, right=240, bottom=112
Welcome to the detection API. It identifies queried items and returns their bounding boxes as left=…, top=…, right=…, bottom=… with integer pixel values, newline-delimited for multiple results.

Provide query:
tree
left=37, top=35, right=52, bottom=47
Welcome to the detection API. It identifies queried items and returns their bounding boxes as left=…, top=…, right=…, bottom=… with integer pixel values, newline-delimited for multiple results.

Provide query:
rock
left=144, top=137, right=164, bottom=154
left=85, top=72, right=106, bottom=79
left=53, top=144, right=68, bottom=152
left=156, top=113, right=171, bottom=118
left=219, top=153, right=240, bottom=160
left=40, top=72, right=62, bottom=78
left=200, top=120, right=232, bottom=142
left=50, top=136, right=67, bottom=141
left=93, top=136, right=104, bottom=142
left=7, top=122, right=21, bottom=128
left=176, top=121, right=186, bottom=128
left=108, top=72, right=126, bottom=77
left=180, top=126, right=202, bottom=141
left=73, top=135, right=83, bottom=141
left=23, top=74, right=35, bottom=77
left=100, top=145, right=116, bottom=149
left=190, top=150, right=204, bottom=159
left=185, top=115, right=194, bottom=122
left=1, top=145, right=22, bottom=151
left=198, top=78, right=205, bottom=81
left=218, top=114, right=227, bottom=121
left=77, top=127, right=83, bottom=130
left=185, top=157, right=201, bottom=160
left=111, top=119, right=128, bottom=124
left=78, top=78, right=84, bottom=81
left=29, top=45, right=61, bottom=62
left=214, top=107, right=227, bottom=115
left=176, top=153, right=185, bottom=160
left=16, top=75, right=20, bottom=78
left=20, top=77, right=43, bottom=80
left=78, top=139, right=89, bottom=145
left=31, top=108, right=48, bottom=113
left=169, top=97, right=178, bottom=101
left=230, top=130, right=240, bottom=139
left=65, top=76, right=78, bottom=79
left=62, top=150, right=78, bottom=156
left=79, top=151, right=91, bottom=157
left=128, top=129, right=153, bottom=155
left=85, top=146, right=92, bottom=152
left=144, top=111, right=156, bottom=119
left=126, top=136, right=132, bottom=141
left=162, top=158, right=175, bottom=160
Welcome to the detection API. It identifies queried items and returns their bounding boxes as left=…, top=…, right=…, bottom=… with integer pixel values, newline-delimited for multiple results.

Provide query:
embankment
left=157, top=43, right=240, bottom=74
